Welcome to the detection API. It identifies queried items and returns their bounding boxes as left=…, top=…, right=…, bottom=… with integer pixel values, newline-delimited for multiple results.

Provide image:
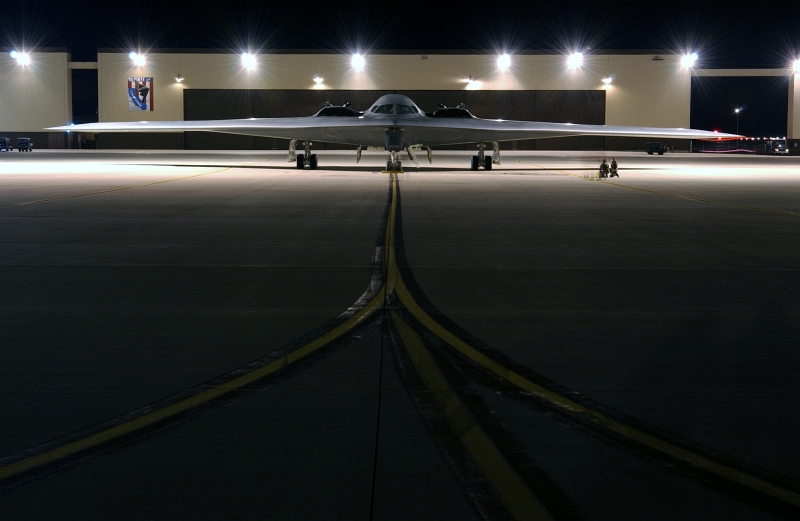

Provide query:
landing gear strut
left=296, top=140, right=318, bottom=170
left=385, top=150, right=402, bottom=172
left=470, top=142, right=492, bottom=171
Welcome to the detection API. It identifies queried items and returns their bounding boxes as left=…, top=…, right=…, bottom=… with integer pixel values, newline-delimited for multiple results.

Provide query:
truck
left=768, top=139, right=789, bottom=155
left=17, top=137, right=32, bottom=152
left=0, top=137, right=12, bottom=151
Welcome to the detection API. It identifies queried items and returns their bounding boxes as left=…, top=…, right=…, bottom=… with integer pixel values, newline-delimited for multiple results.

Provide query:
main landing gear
left=294, top=140, right=318, bottom=170
left=470, top=142, right=498, bottom=171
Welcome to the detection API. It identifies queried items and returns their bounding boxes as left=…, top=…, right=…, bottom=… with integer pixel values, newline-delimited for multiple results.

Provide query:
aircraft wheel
left=470, top=156, right=479, bottom=170
left=658, top=151, right=664, bottom=155
left=296, top=153, right=305, bottom=168
left=483, top=158, right=492, bottom=170
left=386, top=160, right=392, bottom=171
left=309, top=154, right=318, bottom=169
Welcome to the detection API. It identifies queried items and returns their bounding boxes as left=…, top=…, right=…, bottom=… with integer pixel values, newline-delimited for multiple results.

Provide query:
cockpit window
left=372, top=104, right=394, bottom=114
left=395, top=105, right=417, bottom=114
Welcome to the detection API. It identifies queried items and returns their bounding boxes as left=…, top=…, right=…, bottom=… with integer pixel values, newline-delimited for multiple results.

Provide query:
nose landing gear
left=384, top=150, right=403, bottom=172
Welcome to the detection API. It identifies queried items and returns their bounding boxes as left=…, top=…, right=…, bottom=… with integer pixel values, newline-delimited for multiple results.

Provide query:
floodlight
left=175, top=75, right=183, bottom=83
left=498, top=53, right=511, bottom=70
left=794, top=59, right=800, bottom=74
left=352, top=53, right=365, bottom=70
left=602, top=76, right=612, bottom=85
left=735, top=108, right=740, bottom=113
left=11, top=50, right=30, bottom=66
left=129, top=52, right=146, bottom=66
left=680, top=52, right=698, bottom=68
left=567, top=52, right=583, bottom=69
left=241, top=53, right=257, bottom=70
left=313, top=75, right=323, bottom=84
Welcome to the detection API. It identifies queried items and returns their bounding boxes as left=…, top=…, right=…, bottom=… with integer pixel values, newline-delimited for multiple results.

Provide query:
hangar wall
left=97, top=52, right=692, bottom=129
left=0, top=52, right=71, bottom=147
left=789, top=75, right=800, bottom=140
left=14, top=51, right=782, bottom=150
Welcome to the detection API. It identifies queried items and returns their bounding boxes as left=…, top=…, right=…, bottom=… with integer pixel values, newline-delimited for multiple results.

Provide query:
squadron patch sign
left=127, top=77, right=153, bottom=111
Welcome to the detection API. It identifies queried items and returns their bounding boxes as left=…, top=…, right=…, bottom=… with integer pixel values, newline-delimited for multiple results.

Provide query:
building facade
left=1, top=50, right=798, bottom=150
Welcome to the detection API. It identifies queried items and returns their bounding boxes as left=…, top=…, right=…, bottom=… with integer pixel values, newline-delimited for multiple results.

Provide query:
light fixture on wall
left=680, top=52, right=698, bottom=68
left=794, top=59, right=800, bottom=74
left=498, top=53, right=511, bottom=70
left=313, top=75, right=323, bottom=84
left=10, top=50, right=31, bottom=66
left=128, top=52, right=146, bottom=66
left=175, top=52, right=184, bottom=83
left=351, top=53, right=365, bottom=70
left=241, top=53, right=257, bottom=70
left=463, top=75, right=482, bottom=90
left=567, top=52, right=583, bottom=69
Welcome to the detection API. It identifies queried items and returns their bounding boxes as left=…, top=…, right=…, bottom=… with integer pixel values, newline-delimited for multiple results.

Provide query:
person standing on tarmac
left=610, top=158, right=619, bottom=177
left=599, top=159, right=609, bottom=178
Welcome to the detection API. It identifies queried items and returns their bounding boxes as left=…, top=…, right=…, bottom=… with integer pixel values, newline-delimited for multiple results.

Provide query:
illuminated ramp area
left=0, top=150, right=799, bottom=520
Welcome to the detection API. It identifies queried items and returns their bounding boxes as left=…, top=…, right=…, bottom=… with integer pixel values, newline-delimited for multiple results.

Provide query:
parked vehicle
left=0, top=137, right=12, bottom=151
left=769, top=139, right=789, bottom=155
left=646, top=142, right=667, bottom=155
left=17, top=137, right=32, bottom=152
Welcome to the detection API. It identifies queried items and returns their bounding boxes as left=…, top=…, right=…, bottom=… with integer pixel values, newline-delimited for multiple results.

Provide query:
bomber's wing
left=399, top=117, right=735, bottom=146
left=51, top=116, right=736, bottom=147
left=49, top=117, right=389, bottom=146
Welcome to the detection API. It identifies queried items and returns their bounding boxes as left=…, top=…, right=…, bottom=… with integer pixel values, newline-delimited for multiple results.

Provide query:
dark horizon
left=4, top=1, right=799, bottom=66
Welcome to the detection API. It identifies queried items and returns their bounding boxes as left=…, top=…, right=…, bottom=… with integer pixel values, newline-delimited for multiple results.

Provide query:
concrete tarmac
left=0, top=150, right=798, bottom=520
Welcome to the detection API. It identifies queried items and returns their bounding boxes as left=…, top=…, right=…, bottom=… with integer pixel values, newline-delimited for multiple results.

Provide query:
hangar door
left=183, top=89, right=606, bottom=151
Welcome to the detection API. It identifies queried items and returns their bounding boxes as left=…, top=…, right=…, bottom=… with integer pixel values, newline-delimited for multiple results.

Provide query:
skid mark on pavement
left=2, top=171, right=799, bottom=519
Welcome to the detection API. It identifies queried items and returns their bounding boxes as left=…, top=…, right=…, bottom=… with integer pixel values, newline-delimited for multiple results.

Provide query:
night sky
left=3, top=0, right=799, bottom=134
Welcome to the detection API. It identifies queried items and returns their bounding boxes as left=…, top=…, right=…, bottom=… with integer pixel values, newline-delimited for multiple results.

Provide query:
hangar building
left=1, top=50, right=799, bottom=151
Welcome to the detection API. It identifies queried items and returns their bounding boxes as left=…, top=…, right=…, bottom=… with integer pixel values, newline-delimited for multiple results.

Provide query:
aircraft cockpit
left=370, top=104, right=419, bottom=115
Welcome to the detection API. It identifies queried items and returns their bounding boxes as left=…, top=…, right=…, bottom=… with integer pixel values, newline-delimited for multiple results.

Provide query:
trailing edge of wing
left=49, top=117, right=738, bottom=147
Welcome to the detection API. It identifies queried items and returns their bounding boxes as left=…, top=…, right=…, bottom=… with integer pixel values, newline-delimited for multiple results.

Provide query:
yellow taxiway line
left=4, top=169, right=799, bottom=512
left=391, top=267, right=800, bottom=507
left=386, top=172, right=800, bottom=507
left=391, top=311, right=554, bottom=521
left=0, top=282, right=383, bottom=483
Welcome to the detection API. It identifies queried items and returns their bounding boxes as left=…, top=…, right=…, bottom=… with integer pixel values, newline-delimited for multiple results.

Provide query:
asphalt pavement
left=0, top=149, right=798, bottom=520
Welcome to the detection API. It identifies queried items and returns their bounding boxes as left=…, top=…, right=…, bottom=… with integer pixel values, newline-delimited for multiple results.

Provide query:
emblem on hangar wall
left=127, top=77, right=154, bottom=111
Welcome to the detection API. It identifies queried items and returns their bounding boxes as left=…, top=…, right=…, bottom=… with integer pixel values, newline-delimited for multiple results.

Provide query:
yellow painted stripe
left=390, top=311, right=553, bottom=521
left=0, top=159, right=269, bottom=209
left=516, top=161, right=800, bottom=218
left=384, top=174, right=399, bottom=295
left=391, top=269, right=800, bottom=506
left=0, top=287, right=383, bottom=482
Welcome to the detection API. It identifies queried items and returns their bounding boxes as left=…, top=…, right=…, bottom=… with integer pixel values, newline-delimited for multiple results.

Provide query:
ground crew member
left=599, top=159, right=609, bottom=178
left=610, top=158, right=619, bottom=177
